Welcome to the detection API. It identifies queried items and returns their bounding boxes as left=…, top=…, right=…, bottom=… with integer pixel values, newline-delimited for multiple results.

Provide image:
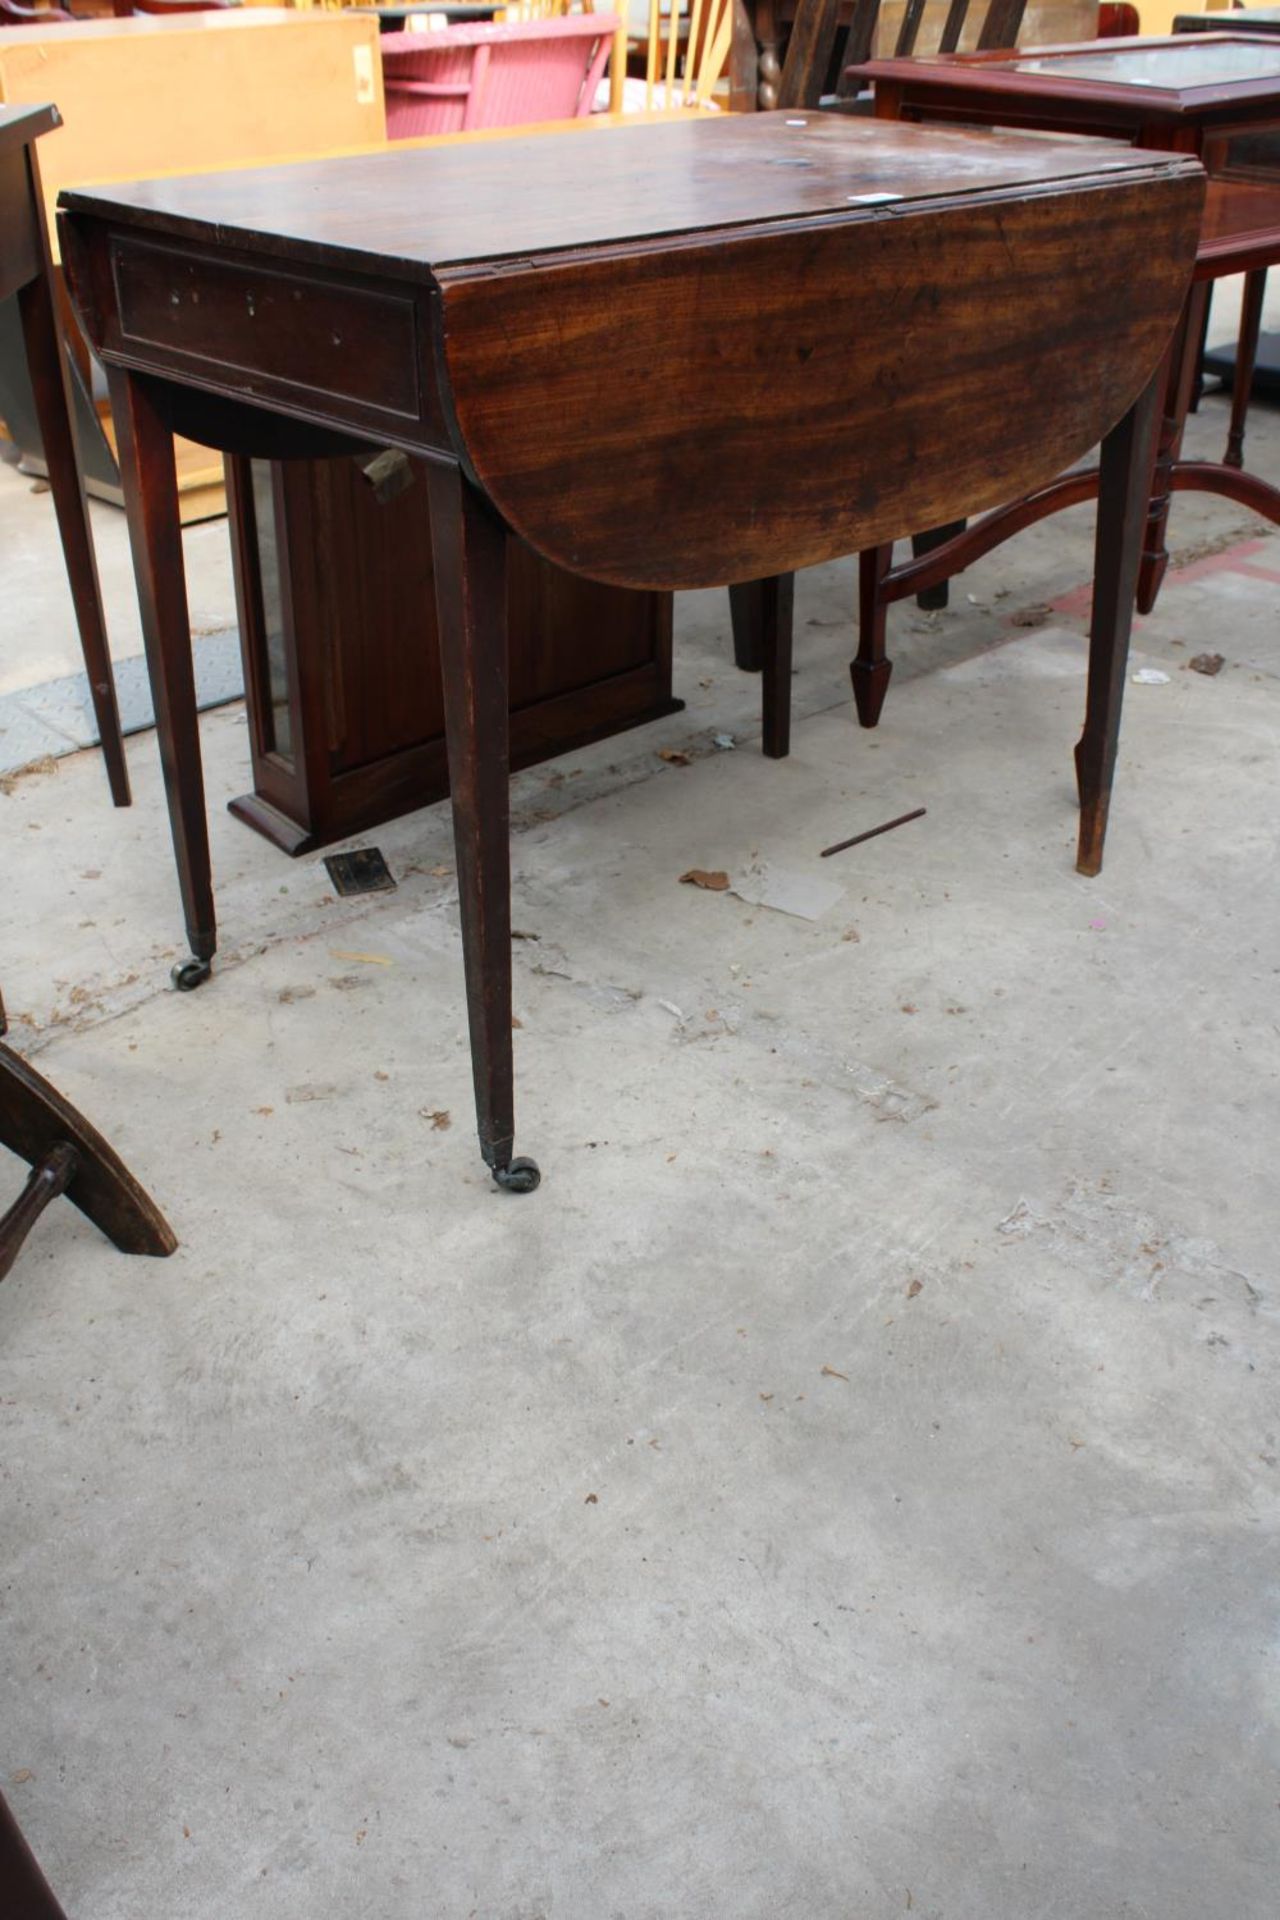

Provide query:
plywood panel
left=0, top=12, right=385, bottom=247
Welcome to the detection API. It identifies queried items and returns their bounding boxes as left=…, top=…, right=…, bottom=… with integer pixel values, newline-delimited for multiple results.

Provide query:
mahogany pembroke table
left=56, top=115, right=1202, bottom=1190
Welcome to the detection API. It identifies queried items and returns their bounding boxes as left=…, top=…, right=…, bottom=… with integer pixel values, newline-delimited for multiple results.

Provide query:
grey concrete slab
left=0, top=629, right=244, bottom=776
left=0, top=456, right=236, bottom=698
left=0, top=385, right=1276, bottom=1920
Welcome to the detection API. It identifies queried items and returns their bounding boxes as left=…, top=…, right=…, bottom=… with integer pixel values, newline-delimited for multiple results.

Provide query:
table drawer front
left=110, top=238, right=423, bottom=428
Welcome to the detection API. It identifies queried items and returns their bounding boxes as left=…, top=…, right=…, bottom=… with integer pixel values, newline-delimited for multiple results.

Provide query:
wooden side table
left=0, top=103, right=128, bottom=805
left=1172, top=13, right=1280, bottom=398
left=58, top=115, right=1202, bottom=1188
left=859, top=32, right=1280, bottom=150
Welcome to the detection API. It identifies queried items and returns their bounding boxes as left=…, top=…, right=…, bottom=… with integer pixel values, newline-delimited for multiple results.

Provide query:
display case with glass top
left=855, top=34, right=1280, bottom=152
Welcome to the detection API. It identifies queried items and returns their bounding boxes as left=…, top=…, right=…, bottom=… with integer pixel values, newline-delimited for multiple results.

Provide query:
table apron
left=96, top=232, right=450, bottom=452
left=885, top=90, right=1280, bottom=147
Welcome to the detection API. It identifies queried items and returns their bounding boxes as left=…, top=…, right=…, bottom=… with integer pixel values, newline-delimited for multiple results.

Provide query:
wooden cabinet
left=225, top=451, right=680, bottom=853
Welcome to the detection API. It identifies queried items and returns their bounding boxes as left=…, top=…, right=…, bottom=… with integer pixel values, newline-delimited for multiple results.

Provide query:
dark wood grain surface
left=440, top=165, right=1202, bottom=588
left=61, top=111, right=1176, bottom=278
left=61, top=116, right=1204, bottom=592
left=1198, top=175, right=1280, bottom=269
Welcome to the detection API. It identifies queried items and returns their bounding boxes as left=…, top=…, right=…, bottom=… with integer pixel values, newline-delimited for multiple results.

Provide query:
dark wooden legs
left=911, top=519, right=965, bottom=611
left=1189, top=280, right=1212, bottom=414
left=1075, top=371, right=1163, bottom=880
left=16, top=250, right=129, bottom=807
left=725, top=572, right=794, bottom=752
left=729, top=576, right=795, bottom=756
left=1137, top=280, right=1210, bottom=617
left=759, top=572, right=794, bottom=759
left=849, top=376, right=1161, bottom=875
left=0, top=1144, right=77, bottom=1286
left=0, top=1792, right=68, bottom=1920
left=852, top=518, right=968, bottom=720
left=1225, top=268, right=1266, bottom=471
left=853, top=543, right=893, bottom=728
left=728, top=579, right=764, bottom=671
left=0, top=1040, right=177, bottom=1282
left=425, top=461, right=538, bottom=1194
left=106, top=367, right=215, bottom=986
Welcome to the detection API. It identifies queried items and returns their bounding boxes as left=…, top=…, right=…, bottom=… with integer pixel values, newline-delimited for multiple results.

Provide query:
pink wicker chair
left=381, top=16, right=618, bottom=138
left=0, top=2, right=74, bottom=22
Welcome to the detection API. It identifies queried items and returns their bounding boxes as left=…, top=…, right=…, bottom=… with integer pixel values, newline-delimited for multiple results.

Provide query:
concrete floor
left=1, top=371, right=1278, bottom=1917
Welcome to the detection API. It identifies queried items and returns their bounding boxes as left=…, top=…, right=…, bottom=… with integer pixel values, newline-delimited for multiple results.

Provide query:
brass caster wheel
left=170, top=957, right=212, bottom=992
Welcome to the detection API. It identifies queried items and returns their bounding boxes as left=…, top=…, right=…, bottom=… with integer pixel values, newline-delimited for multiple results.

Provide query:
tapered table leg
left=0, top=1791, right=68, bottom=1920
left=852, top=543, right=893, bottom=728
left=1137, top=281, right=1209, bottom=617
left=732, top=576, right=794, bottom=756
left=106, top=367, right=216, bottom=989
left=759, top=572, right=795, bottom=760
left=426, top=462, right=538, bottom=1194
left=1225, top=267, right=1266, bottom=471
left=16, top=200, right=129, bottom=808
left=728, top=580, right=765, bottom=671
left=1075, top=371, right=1163, bottom=879
left=911, top=519, right=966, bottom=611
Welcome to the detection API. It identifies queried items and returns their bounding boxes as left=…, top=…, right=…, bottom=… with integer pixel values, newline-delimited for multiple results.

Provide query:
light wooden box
left=0, top=10, right=385, bottom=520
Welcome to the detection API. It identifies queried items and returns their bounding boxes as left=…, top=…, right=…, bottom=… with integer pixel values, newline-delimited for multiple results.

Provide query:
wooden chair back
left=779, top=0, right=1027, bottom=111
left=610, top=0, right=735, bottom=113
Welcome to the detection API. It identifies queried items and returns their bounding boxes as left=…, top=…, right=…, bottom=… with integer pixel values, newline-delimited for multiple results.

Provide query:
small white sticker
left=353, top=43, right=375, bottom=106
left=785, top=118, right=808, bottom=126
left=848, top=192, right=903, bottom=204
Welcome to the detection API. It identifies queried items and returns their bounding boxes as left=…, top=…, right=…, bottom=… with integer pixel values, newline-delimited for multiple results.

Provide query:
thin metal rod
left=820, top=806, right=926, bottom=859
